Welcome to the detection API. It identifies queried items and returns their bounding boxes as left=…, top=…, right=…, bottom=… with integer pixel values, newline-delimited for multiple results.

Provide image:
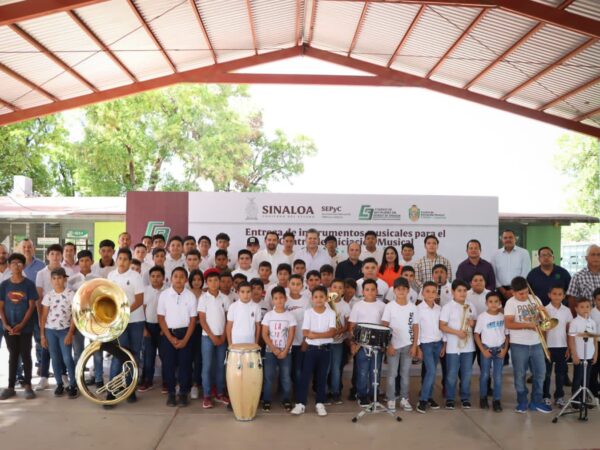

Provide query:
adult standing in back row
left=491, top=230, right=531, bottom=304
left=456, top=239, right=496, bottom=291
left=414, top=236, right=453, bottom=286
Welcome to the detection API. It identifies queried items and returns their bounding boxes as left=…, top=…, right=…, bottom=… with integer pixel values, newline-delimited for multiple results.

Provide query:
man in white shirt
left=491, top=230, right=531, bottom=303
left=360, top=231, right=383, bottom=264
left=165, top=236, right=185, bottom=279
left=252, top=231, right=287, bottom=283
left=324, top=235, right=340, bottom=268
left=62, top=242, right=79, bottom=274
left=295, top=228, right=331, bottom=272
left=112, top=232, right=132, bottom=261
left=106, top=248, right=144, bottom=407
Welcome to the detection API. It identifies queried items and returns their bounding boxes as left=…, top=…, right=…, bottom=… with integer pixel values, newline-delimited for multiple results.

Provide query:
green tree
left=554, top=134, right=599, bottom=241
left=0, top=116, right=70, bottom=195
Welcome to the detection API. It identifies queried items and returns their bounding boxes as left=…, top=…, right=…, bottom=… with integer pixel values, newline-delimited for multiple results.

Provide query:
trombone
left=526, top=282, right=558, bottom=361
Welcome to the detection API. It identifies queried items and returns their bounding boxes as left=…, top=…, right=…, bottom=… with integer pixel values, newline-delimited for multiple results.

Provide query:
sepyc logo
left=145, top=221, right=171, bottom=241
left=359, top=205, right=374, bottom=220
left=358, top=204, right=401, bottom=221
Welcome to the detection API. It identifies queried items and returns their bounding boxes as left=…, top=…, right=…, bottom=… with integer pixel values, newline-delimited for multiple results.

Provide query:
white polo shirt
left=416, top=301, right=443, bottom=344
left=295, top=247, right=331, bottom=272
left=360, top=247, right=383, bottom=265
left=302, top=307, right=336, bottom=346
left=68, top=271, right=99, bottom=292
left=108, top=268, right=145, bottom=323
left=569, top=315, right=597, bottom=359
left=385, top=287, right=418, bottom=304
left=252, top=248, right=288, bottom=283
left=227, top=300, right=261, bottom=344
left=164, top=254, right=185, bottom=280
left=157, top=287, right=196, bottom=329
left=91, top=261, right=116, bottom=279
left=232, top=268, right=258, bottom=281
left=417, top=281, right=453, bottom=307
left=144, top=285, right=165, bottom=324
left=356, top=278, right=389, bottom=302
left=349, top=299, right=385, bottom=325
left=285, top=295, right=311, bottom=346
left=197, top=291, right=227, bottom=336
left=440, top=300, right=477, bottom=354
left=466, top=288, right=490, bottom=317
left=545, top=303, right=573, bottom=348
left=36, top=265, right=74, bottom=297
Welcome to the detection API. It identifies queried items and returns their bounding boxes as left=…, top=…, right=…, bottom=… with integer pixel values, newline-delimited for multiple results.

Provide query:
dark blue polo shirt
left=527, top=265, right=572, bottom=306
left=335, top=258, right=363, bottom=281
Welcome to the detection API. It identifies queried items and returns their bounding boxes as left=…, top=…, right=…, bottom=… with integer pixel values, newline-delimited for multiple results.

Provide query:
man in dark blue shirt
left=334, top=242, right=363, bottom=281
left=0, top=253, right=38, bottom=400
left=527, top=246, right=571, bottom=306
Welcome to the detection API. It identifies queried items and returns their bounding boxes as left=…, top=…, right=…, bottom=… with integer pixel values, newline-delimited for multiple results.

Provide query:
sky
left=238, top=56, right=572, bottom=214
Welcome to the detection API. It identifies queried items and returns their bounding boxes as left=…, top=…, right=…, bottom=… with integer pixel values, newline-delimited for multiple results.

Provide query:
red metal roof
left=0, top=0, right=598, bottom=137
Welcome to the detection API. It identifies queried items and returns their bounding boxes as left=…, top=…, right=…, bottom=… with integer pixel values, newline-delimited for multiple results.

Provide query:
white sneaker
left=190, top=386, right=199, bottom=400
left=543, top=398, right=552, bottom=406
left=61, top=374, right=69, bottom=386
left=35, top=377, right=49, bottom=391
left=315, top=403, right=327, bottom=417
left=555, top=397, right=566, bottom=407
left=290, top=403, right=305, bottom=415
left=400, top=398, right=413, bottom=411
left=387, top=400, right=396, bottom=411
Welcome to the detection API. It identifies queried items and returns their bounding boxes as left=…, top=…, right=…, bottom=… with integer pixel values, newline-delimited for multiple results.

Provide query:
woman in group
left=378, top=246, right=402, bottom=288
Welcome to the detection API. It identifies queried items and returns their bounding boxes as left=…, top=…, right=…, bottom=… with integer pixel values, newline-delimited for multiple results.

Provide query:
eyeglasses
left=10, top=261, right=24, bottom=266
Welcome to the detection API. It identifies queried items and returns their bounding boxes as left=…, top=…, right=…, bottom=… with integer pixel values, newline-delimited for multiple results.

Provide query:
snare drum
left=225, top=343, right=263, bottom=421
left=353, top=323, right=392, bottom=348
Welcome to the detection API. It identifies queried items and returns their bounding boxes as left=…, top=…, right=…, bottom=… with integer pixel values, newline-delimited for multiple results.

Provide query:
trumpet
left=328, top=292, right=343, bottom=330
left=526, top=283, right=558, bottom=361
left=457, top=303, right=473, bottom=349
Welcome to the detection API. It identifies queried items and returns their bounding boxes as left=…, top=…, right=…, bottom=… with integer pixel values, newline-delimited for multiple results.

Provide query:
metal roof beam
left=295, top=0, right=303, bottom=46
left=0, top=62, right=57, bottom=102
left=0, top=97, right=19, bottom=112
left=307, top=0, right=319, bottom=45
left=347, top=1, right=369, bottom=57
left=0, top=0, right=108, bottom=27
left=540, top=75, right=600, bottom=111
left=188, top=0, right=218, bottom=64
left=387, top=4, right=426, bottom=68
left=245, top=0, right=259, bottom=56
left=575, top=106, right=600, bottom=123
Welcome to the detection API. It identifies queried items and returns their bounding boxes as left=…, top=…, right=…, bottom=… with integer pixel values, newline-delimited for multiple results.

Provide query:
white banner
left=188, top=192, right=499, bottom=268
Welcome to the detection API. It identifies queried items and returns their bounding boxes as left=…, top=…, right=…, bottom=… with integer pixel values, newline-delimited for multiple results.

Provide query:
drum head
left=229, top=343, right=261, bottom=353
left=355, top=323, right=392, bottom=332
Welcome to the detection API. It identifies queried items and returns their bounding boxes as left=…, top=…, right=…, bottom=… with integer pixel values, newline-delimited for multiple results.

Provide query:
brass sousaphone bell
left=72, top=279, right=138, bottom=405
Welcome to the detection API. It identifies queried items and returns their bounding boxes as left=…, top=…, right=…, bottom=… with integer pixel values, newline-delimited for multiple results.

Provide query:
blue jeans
left=110, top=322, right=144, bottom=382
left=543, top=347, right=567, bottom=399
left=201, top=335, right=226, bottom=396
left=328, top=343, right=344, bottom=396
left=420, top=340, right=442, bottom=402
left=386, top=345, right=412, bottom=400
left=34, top=312, right=51, bottom=377
left=297, top=345, right=330, bottom=405
left=94, top=350, right=104, bottom=383
left=45, top=328, right=76, bottom=388
left=356, top=346, right=383, bottom=398
left=263, top=351, right=292, bottom=402
left=72, top=330, right=85, bottom=365
left=446, top=351, right=474, bottom=401
left=479, top=346, right=504, bottom=400
left=161, top=329, right=192, bottom=395
left=143, top=322, right=163, bottom=383
left=291, top=345, right=305, bottom=398
left=510, top=343, right=546, bottom=405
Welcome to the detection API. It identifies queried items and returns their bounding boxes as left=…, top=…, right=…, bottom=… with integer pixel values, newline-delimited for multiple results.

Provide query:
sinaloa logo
left=359, top=205, right=374, bottom=220
left=409, top=204, right=421, bottom=222
left=145, top=221, right=171, bottom=241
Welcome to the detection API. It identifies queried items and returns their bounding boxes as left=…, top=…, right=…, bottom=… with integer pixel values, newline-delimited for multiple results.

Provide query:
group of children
left=1, top=233, right=599, bottom=420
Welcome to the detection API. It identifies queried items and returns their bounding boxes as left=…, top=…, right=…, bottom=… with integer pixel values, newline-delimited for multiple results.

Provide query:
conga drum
left=226, top=343, right=263, bottom=421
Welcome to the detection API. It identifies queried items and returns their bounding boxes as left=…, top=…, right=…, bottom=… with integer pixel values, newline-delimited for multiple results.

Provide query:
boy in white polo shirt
left=328, top=278, right=351, bottom=404
left=382, top=277, right=419, bottom=412
left=285, top=274, right=311, bottom=394
left=568, top=298, right=598, bottom=408
left=226, top=281, right=261, bottom=345
left=106, top=248, right=144, bottom=407
left=157, top=267, right=197, bottom=407
left=198, top=270, right=229, bottom=409
left=291, top=286, right=336, bottom=417
left=349, top=279, right=386, bottom=406
left=440, top=279, right=477, bottom=410
left=356, top=258, right=388, bottom=301
left=232, top=250, right=258, bottom=281
left=466, top=273, right=490, bottom=317
left=542, top=286, right=573, bottom=407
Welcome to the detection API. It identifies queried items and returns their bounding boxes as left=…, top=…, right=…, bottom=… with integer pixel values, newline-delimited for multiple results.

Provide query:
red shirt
left=378, top=265, right=402, bottom=287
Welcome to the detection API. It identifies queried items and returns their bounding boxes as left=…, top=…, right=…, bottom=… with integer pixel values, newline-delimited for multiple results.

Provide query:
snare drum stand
left=352, top=345, right=402, bottom=423
left=552, top=337, right=596, bottom=423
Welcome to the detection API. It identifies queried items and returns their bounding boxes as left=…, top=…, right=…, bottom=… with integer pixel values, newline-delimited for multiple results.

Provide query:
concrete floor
left=0, top=346, right=598, bottom=450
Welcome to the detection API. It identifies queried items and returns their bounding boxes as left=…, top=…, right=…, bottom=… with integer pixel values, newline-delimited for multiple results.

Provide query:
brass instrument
left=73, top=279, right=138, bottom=405
left=435, top=275, right=442, bottom=305
left=328, top=292, right=343, bottom=330
left=457, top=303, right=473, bottom=349
left=526, top=282, right=558, bottom=360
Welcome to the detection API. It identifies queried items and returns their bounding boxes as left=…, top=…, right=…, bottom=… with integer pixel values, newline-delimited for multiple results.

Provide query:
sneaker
left=0, top=388, right=16, bottom=400
left=531, top=402, right=552, bottom=414
left=54, top=384, right=65, bottom=397
left=445, top=400, right=455, bottom=410
left=95, top=381, right=104, bottom=391
left=103, top=393, right=115, bottom=409
left=190, top=385, right=199, bottom=400
left=290, top=403, right=305, bottom=415
left=416, top=400, right=427, bottom=414
left=461, top=400, right=472, bottom=409
left=400, top=398, right=413, bottom=412
left=359, top=396, right=371, bottom=407
left=283, top=400, right=293, bottom=411
left=315, top=403, right=327, bottom=417
left=555, top=397, right=566, bottom=407
left=178, top=394, right=189, bottom=407
left=543, top=397, right=552, bottom=406
left=332, top=394, right=343, bottom=405
left=126, top=392, right=137, bottom=403
left=263, top=402, right=271, bottom=412
left=515, top=402, right=528, bottom=413
left=138, top=381, right=152, bottom=393
left=167, top=394, right=177, bottom=407
left=428, top=399, right=440, bottom=410
left=17, top=378, right=26, bottom=388
left=62, top=374, right=69, bottom=386
left=493, top=400, right=502, bottom=412
left=480, top=398, right=489, bottom=409
left=202, top=396, right=213, bottom=409
left=215, top=394, right=230, bottom=405
left=161, top=383, right=168, bottom=394
left=35, top=377, right=49, bottom=391
left=387, top=400, right=396, bottom=411
left=348, top=390, right=357, bottom=401
left=67, top=386, right=79, bottom=399
left=24, top=387, right=36, bottom=400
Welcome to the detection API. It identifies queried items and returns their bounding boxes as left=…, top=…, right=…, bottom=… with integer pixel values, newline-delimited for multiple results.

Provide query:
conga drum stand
left=352, top=345, right=401, bottom=423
